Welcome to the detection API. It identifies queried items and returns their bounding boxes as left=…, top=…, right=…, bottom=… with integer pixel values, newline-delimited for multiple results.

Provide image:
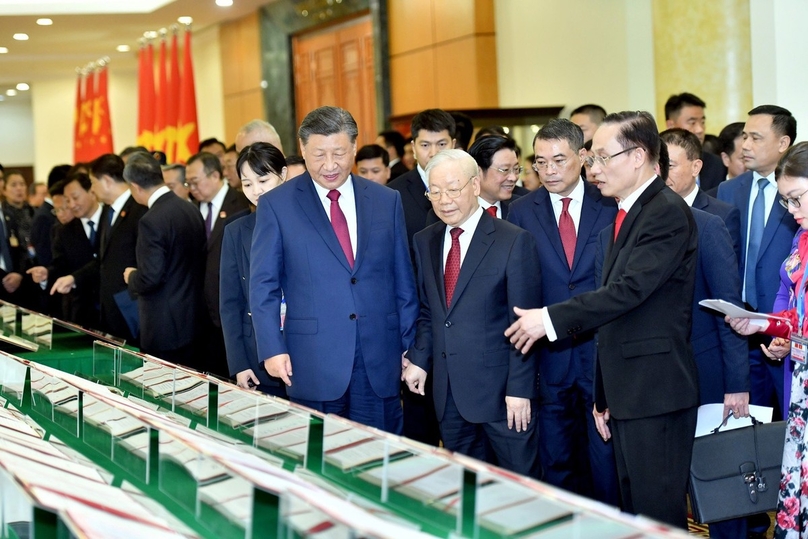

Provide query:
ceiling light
left=36, top=18, right=52, bottom=25
left=216, top=0, right=233, bottom=6
left=0, top=47, right=7, bottom=54
left=177, top=16, right=193, bottom=25
left=143, top=30, right=158, bottom=39
left=12, top=33, right=28, bottom=41
left=6, top=89, right=17, bottom=96
left=116, top=44, right=130, bottom=52
left=0, top=1, right=174, bottom=16
left=15, top=83, right=29, bottom=91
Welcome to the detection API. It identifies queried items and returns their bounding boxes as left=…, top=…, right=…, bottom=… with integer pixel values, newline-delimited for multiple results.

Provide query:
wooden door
left=292, top=15, right=377, bottom=148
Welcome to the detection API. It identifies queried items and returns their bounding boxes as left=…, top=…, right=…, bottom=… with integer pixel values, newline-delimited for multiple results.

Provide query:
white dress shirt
left=147, top=186, right=171, bottom=208
left=80, top=205, right=103, bottom=241
left=682, top=184, right=699, bottom=207
left=312, top=176, right=358, bottom=258
left=108, top=190, right=132, bottom=227
left=443, top=205, right=484, bottom=269
left=548, top=177, right=585, bottom=231
left=200, top=183, right=230, bottom=231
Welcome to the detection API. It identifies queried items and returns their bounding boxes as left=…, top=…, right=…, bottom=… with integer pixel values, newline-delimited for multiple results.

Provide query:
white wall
left=0, top=97, right=35, bottom=167
left=494, top=0, right=656, bottom=116
left=751, top=0, right=808, bottom=141
left=27, top=23, right=226, bottom=183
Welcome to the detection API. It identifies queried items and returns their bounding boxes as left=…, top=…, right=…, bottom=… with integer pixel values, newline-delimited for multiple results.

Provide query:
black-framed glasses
left=584, top=147, right=639, bottom=168
left=425, top=176, right=475, bottom=201
left=780, top=188, right=808, bottom=209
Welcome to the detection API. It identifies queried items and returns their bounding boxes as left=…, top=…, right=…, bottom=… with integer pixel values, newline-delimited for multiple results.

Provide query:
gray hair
left=162, top=163, right=186, bottom=182
left=425, top=149, right=479, bottom=182
left=235, top=119, right=283, bottom=153
left=298, top=106, right=358, bottom=145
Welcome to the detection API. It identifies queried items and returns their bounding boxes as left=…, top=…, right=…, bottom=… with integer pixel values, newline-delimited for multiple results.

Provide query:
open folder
left=698, top=299, right=789, bottom=328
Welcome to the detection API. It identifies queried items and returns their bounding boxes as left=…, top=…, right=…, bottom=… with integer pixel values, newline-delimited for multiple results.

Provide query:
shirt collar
left=148, top=186, right=171, bottom=208
left=209, top=182, right=229, bottom=209
left=311, top=174, right=355, bottom=201
left=752, top=170, right=777, bottom=188
left=548, top=176, right=585, bottom=205
left=447, top=204, right=484, bottom=236
left=682, top=184, right=699, bottom=207
left=110, top=189, right=131, bottom=214
left=81, top=204, right=103, bottom=226
left=617, top=175, right=657, bottom=213
left=417, top=164, right=428, bottom=190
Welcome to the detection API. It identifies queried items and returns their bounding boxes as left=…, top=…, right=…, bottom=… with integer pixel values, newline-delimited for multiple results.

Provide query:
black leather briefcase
left=689, top=416, right=786, bottom=523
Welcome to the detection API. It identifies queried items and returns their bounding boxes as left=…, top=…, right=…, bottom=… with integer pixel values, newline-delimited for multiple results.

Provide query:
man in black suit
left=123, top=153, right=206, bottom=369
left=28, top=173, right=101, bottom=328
left=31, top=164, right=70, bottom=268
left=50, top=154, right=147, bottom=344
left=506, top=111, right=700, bottom=529
left=376, top=130, right=409, bottom=180
left=664, top=92, right=727, bottom=191
left=186, top=151, right=249, bottom=377
left=387, top=109, right=456, bottom=253
left=403, top=149, right=541, bottom=476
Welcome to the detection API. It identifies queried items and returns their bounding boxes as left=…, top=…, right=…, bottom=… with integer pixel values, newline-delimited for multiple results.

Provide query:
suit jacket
left=507, top=181, right=617, bottom=385
left=50, top=217, right=100, bottom=327
left=717, top=171, right=799, bottom=312
left=220, top=211, right=282, bottom=389
left=408, top=211, right=542, bottom=423
left=692, top=188, right=741, bottom=263
left=549, top=177, right=700, bottom=420
left=30, top=201, right=55, bottom=266
left=387, top=168, right=431, bottom=250
left=201, top=185, right=250, bottom=327
left=128, top=191, right=206, bottom=354
left=689, top=208, right=749, bottom=403
left=699, top=151, right=727, bottom=192
left=390, top=160, right=409, bottom=180
left=250, top=173, right=419, bottom=402
left=73, top=194, right=147, bottom=342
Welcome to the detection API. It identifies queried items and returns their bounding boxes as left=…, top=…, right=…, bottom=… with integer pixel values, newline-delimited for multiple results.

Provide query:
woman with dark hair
left=219, top=142, right=287, bottom=397
left=727, top=141, right=808, bottom=537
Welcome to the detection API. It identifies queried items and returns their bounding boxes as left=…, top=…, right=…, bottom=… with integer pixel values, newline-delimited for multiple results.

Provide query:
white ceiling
left=0, top=0, right=273, bottom=91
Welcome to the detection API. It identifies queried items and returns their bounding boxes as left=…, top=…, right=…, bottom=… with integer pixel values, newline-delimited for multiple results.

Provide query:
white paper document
left=698, top=299, right=789, bottom=328
left=695, top=403, right=774, bottom=437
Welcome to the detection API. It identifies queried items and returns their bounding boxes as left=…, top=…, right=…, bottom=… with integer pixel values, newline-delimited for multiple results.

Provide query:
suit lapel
left=572, top=187, right=600, bottom=273
left=407, top=174, right=431, bottom=212
left=533, top=189, right=568, bottom=270
left=735, top=174, right=753, bottom=259
left=353, top=177, right=371, bottom=274
left=295, top=174, right=354, bottom=272
left=429, top=223, right=447, bottom=310
left=447, top=212, right=495, bottom=316
left=603, top=177, right=664, bottom=280
left=241, top=212, right=255, bottom=263
left=759, top=197, right=789, bottom=262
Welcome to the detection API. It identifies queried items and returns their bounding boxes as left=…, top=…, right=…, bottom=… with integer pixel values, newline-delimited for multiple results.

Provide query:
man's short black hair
left=748, top=104, right=797, bottom=147
left=603, top=111, right=660, bottom=165
left=49, top=178, right=69, bottom=197
left=450, top=112, right=474, bottom=151
left=65, top=172, right=93, bottom=192
left=411, top=109, right=456, bottom=140
left=664, top=93, right=706, bottom=120
left=199, top=138, right=226, bottom=153
left=285, top=154, right=306, bottom=168
left=47, top=165, right=71, bottom=189
left=468, top=135, right=517, bottom=171
left=355, top=144, right=390, bottom=166
left=186, top=151, right=223, bottom=178
left=534, top=119, right=585, bottom=153
left=718, top=122, right=745, bottom=157
left=570, top=104, right=607, bottom=123
left=90, top=154, right=126, bottom=183
left=377, top=130, right=406, bottom=159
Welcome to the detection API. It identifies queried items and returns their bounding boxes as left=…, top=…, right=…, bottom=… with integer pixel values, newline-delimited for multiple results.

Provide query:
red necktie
left=558, top=197, right=576, bottom=268
left=445, top=227, right=463, bottom=307
left=327, top=190, right=354, bottom=268
left=485, top=206, right=498, bottom=218
left=613, top=209, right=627, bottom=242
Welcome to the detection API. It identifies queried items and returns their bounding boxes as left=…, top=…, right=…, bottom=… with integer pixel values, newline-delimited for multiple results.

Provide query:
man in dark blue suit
left=717, top=105, right=798, bottom=419
left=660, top=128, right=742, bottom=261
left=507, top=119, right=618, bottom=504
left=250, top=106, right=419, bottom=434
left=403, top=149, right=541, bottom=475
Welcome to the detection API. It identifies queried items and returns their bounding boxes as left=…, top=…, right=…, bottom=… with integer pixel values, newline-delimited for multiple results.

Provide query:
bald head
left=235, top=119, right=284, bottom=154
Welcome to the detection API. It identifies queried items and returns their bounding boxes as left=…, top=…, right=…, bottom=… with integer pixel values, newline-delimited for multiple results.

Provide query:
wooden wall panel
left=434, top=36, right=498, bottom=109
left=388, top=0, right=433, bottom=55
left=390, top=50, right=435, bottom=116
left=433, top=0, right=475, bottom=43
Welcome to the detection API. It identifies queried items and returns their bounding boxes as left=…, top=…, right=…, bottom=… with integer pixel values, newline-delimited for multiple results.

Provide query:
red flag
left=73, top=73, right=84, bottom=163
left=165, top=30, right=180, bottom=163
left=77, top=71, right=95, bottom=162
left=91, top=65, right=114, bottom=158
left=153, top=37, right=167, bottom=152
left=136, top=42, right=155, bottom=150
left=175, top=28, right=198, bottom=163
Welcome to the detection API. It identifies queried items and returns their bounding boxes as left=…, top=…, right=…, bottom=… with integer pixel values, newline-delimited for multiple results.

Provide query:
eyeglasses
left=779, top=188, right=808, bottom=209
left=492, top=165, right=524, bottom=176
left=584, top=147, right=639, bottom=168
left=533, top=157, right=572, bottom=172
left=425, top=177, right=475, bottom=201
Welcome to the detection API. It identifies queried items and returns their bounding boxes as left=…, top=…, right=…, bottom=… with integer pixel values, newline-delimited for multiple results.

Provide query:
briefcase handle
left=711, top=412, right=763, bottom=435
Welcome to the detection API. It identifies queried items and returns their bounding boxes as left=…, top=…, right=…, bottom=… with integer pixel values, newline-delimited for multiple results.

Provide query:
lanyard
left=796, top=260, right=808, bottom=336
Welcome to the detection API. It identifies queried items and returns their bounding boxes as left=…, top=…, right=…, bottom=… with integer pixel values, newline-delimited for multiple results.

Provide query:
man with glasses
left=402, top=149, right=541, bottom=476
left=186, top=151, right=249, bottom=378
left=717, top=105, right=798, bottom=421
left=505, top=111, right=700, bottom=529
left=507, top=119, right=618, bottom=505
